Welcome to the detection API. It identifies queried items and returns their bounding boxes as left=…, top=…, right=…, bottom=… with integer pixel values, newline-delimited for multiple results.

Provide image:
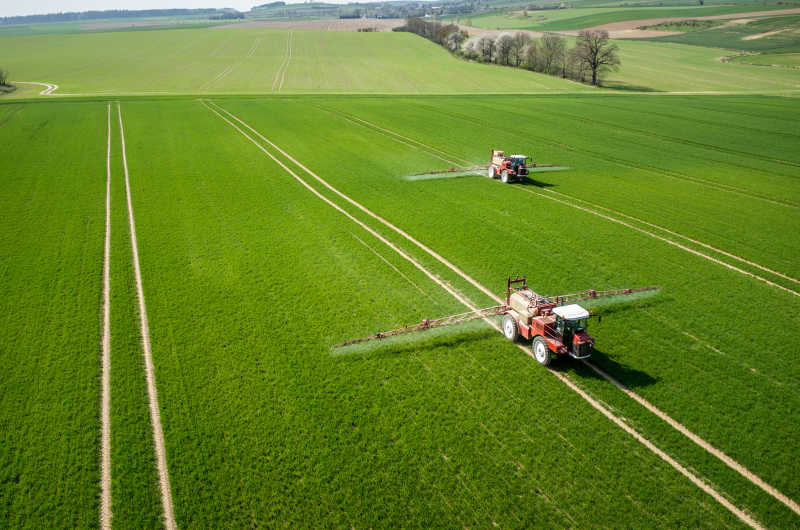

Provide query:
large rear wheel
left=501, top=169, right=510, bottom=183
left=533, top=337, right=552, bottom=366
left=502, top=314, right=518, bottom=341
left=488, top=165, right=496, bottom=179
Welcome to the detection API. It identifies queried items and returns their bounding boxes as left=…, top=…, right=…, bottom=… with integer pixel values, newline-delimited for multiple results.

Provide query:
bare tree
left=539, top=33, right=566, bottom=75
left=495, top=33, right=514, bottom=65
left=574, top=29, right=620, bottom=86
left=478, top=36, right=495, bottom=62
left=510, top=32, right=531, bottom=66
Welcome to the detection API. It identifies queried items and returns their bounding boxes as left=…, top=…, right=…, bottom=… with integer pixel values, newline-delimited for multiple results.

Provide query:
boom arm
left=331, top=305, right=506, bottom=349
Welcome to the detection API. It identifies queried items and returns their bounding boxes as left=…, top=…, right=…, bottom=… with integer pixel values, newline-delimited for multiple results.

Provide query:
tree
left=477, top=36, right=495, bottom=62
left=495, top=33, right=514, bottom=65
left=523, top=41, right=538, bottom=70
left=510, top=32, right=531, bottom=66
left=539, top=33, right=566, bottom=75
left=574, top=29, right=620, bottom=86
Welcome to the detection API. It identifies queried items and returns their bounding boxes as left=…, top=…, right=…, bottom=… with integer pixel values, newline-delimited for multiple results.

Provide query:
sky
left=0, top=0, right=362, bottom=18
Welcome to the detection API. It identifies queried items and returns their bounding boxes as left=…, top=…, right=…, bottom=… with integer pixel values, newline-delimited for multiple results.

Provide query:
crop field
left=646, top=14, right=800, bottom=53
left=1, top=28, right=587, bottom=95
left=453, top=4, right=788, bottom=31
left=3, top=26, right=800, bottom=96
left=1, top=92, right=798, bottom=528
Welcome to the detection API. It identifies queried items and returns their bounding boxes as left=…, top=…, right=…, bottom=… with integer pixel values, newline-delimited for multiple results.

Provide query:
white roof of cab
left=510, top=154, right=526, bottom=158
left=553, top=304, right=590, bottom=320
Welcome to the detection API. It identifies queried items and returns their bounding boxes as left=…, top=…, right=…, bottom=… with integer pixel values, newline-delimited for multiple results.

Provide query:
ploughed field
left=1, top=94, right=799, bottom=527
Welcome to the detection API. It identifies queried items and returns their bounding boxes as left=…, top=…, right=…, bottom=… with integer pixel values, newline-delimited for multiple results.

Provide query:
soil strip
left=100, top=103, right=112, bottom=530
left=204, top=100, right=769, bottom=527
left=117, top=103, right=177, bottom=529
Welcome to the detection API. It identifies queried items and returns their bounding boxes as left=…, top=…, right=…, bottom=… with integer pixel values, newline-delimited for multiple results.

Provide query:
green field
left=1, top=28, right=587, bottom=95
left=2, top=8, right=800, bottom=528
left=453, top=4, right=788, bottom=31
left=646, top=14, right=800, bottom=53
left=730, top=52, right=800, bottom=66
left=3, top=26, right=800, bottom=95
left=2, top=93, right=799, bottom=527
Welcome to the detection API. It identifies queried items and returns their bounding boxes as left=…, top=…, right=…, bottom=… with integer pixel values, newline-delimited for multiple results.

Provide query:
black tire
left=502, top=314, right=518, bottom=341
left=533, top=336, right=552, bottom=366
left=501, top=169, right=510, bottom=183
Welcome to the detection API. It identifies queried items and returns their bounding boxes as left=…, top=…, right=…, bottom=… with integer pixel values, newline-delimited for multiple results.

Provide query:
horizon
left=0, top=0, right=401, bottom=19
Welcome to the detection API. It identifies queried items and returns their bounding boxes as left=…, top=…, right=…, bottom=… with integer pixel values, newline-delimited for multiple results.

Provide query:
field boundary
left=100, top=103, right=112, bottom=530
left=280, top=104, right=799, bottom=516
left=203, top=100, right=769, bottom=528
left=117, top=102, right=177, bottom=530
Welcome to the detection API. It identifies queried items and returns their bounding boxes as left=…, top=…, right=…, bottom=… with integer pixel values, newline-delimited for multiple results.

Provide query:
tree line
left=1, top=8, right=220, bottom=25
left=398, top=18, right=620, bottom=86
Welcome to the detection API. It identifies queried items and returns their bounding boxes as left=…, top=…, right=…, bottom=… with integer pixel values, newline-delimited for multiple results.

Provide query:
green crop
left=0, top=102, right=106, bottom=526
left=2, top=90, right=798, bottom=527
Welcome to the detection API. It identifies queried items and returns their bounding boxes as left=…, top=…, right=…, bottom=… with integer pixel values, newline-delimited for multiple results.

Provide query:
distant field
left=646, top=14, right=800, bottom=52
left=607, top=39, right=800, bottom=91
left=2, top=26, right=800, bottom=95
left=1, top=28, right=586, bottom=95
left=730, top=52, right=800, bottom=66
left=1, top=94, right=799, bottom=527
left=452, top=4, right=788, bottom=31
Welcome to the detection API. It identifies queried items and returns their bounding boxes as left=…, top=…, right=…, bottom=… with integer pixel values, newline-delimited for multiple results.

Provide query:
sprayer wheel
left=502, top=314, right=519, bottom=341
left=488, top=166, right=496, bottom=179
left=501, top=170, right=510, bottom=183
left=533, top=337, right=552, bottom=366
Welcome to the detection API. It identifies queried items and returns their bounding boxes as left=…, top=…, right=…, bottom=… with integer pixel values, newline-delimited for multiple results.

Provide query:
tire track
left=276, top=105, right=799, bottom=515
left=543, top=189, right=800, bottom=285
left=13, top=81, right=60, bottom=95
left=203, top=100, right=769, bottom=528
left=200, top=36, right=262, bottom=91
left=117, top=102, right=177, bottom=530
left=100, top=103, right=112, bottom=530
left=516, top=186, right=799, bottom=297
left=271, top=31, right=292, bottom=92
left=278, top=31, right=292, bottom=92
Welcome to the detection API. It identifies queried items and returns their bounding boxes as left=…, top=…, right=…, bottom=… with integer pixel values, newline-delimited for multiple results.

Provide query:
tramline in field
left=334, top=275, right=660, bottom=365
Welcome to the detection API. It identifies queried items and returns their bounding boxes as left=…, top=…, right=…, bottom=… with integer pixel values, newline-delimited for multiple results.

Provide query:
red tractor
left=501, top=276, right=595, bottom=365
left=488, top=150, right=529, bottom=183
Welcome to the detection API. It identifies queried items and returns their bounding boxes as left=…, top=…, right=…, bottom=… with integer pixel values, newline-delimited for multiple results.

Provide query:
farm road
left=301, top=104, right=800, bottom=517
left=203, top=99, right=778, bottom=527
left=117, top=103, right=177, bottom=530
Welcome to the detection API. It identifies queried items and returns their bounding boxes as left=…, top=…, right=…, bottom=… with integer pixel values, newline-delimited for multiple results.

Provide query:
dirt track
left=203, top=100, right=791, bottom=527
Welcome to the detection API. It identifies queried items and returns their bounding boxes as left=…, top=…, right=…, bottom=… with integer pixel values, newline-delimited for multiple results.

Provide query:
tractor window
left=568, top=319, right=589, bottom=332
